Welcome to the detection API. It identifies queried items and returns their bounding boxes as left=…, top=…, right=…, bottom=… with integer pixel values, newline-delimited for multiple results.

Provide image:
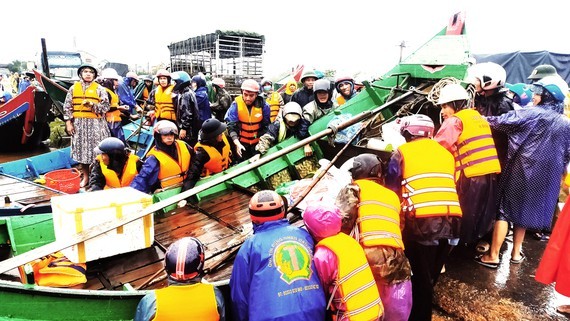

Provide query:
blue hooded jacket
left=230, top=219, right=326, bottom=321
left=192, top=76, right=212, bottom=122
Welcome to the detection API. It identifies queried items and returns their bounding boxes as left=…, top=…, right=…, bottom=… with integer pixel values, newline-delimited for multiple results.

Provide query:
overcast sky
left=2, top=0, right=568, bottom=79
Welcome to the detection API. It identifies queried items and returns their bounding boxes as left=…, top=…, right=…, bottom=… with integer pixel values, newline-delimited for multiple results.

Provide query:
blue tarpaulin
left=474, top=51, right=570, bottom=84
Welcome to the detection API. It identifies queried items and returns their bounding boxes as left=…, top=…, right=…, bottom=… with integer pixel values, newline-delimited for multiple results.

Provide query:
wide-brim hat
left=200, top=119, right=227, bottom=141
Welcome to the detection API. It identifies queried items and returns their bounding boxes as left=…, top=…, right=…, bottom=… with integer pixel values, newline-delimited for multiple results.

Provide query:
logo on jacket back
left=272, top=240, right=312, bottom=284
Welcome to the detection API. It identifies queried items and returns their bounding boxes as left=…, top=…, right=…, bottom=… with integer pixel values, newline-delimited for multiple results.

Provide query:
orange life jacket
left=71, top=82, right=101, bottom=119
left=398, top=138, right=462, bottom=218
left=317, top=232, right=383, bottom=321
left=453, top=109, right=501, bottom=178
left=146, top=140, right=190, bottom=189
left=236, top=95, right=263, bottom=145
left=194, top=135, right=231, bottom=177
left=155, top=85, right=176, bottom=121
left=354, top=179, right=404, bottom=250
left=266, top=91, right=281, bottom=122
left=105, top=88, right=122, bottom=123
left=153, top=283, right=219, bottom=321
left=97, top=154, right=139, bottom=188
left=23, top=251, right=87, bottom=288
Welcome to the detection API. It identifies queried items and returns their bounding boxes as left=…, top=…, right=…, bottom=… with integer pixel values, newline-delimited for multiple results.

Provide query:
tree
left=7, top=60, right=25, bottom=73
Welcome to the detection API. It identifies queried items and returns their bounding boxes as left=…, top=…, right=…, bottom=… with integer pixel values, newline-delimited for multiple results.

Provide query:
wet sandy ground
left=433, top=233, right=569, bottom=320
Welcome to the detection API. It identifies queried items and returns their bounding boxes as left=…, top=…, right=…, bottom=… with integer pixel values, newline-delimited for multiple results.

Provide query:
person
left=336, top=153, right=412, bottom=321
left=535, top=197, right=570, bottom=315
left=18, top=75, right=31, bottom=93
left=225, top=79, right=271, bottom=161
left=468, top=62, right=515, bottom=169
left=10, top=72, right=19, bottom=94
left=230, top=190, right=326, bottom=321
left=210, top=77, right=232, bottom=122
left=140, top=75, right=154, bottom=105
left=0, top=90, right=13, bottom=104
left=0, top=74, right=4, bottom=91
left=334, top=76, right=357, bottom=106
left=185, top=118, right=231, bottom=190
left=134, top=237, right=225, bottom=321
left=148, top=69, right=176, bottom=122
left=475, top=75, right=570, bottom=269
left=171, top=71, right=201, bottom=147
left=260, top=78, right=284, bottom=122
left=100, top=68, right=129, bottom=142
left=280, top=79, right=297, bottom=104
left=117, top=71, right=140, bottom=116
left=88, top=137, right=141, bottom=191
left=434, top=83, right=501, bottom=247
left=527, top=64, right=557, bottom=82
left=303, top=201, right=383, bottom=321
left=506, top=83, right=533, bottom=108
left=191, top=75, right=212, bottom=124
left=63, top=63, right=111, bottom=188
left=130, top=120, right=194, bottom=194
left=303, top=78, right=335, bottom=124
left=291, top=70, right=318, bottom=108
left=385, top=114, right=462, bottom=321
left=251, top=101, right=312, bottom=161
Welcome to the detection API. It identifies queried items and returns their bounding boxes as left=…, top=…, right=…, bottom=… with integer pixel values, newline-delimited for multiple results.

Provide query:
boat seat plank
left=87, top=247, right=164, bottom=280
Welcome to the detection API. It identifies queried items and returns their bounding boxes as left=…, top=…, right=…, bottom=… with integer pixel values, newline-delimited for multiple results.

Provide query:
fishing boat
left=0, top=85, right=51, bottom=152
left=0, top=13, right=469, bottom=320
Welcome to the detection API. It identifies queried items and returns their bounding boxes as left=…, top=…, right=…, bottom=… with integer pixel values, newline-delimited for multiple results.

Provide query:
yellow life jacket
left=147, top=140, right=190, bottom=189
left=354, top=179, right=404, bottom=250
left=453, top=109, right=501, bottom=178
left=336, top=95, right=347, bottom=106
left=194, top=135, right=231, bottom=177
left=236, top=95, right=263, bottom=145
left=277, top=118, right=287, bottom=142
left=153, top=283, right=219, bottom=321
left=97, top=154, right=139, bottom=189
left=266, top=91, right=281, bottom=122
left=317, top=232, right=383, bottom=321
left=71, top=82, right=101, bottom=119
left=155, top=85, right=176, bottom=121
left=105, top=88, right=122, bottom=123
left=398, top=138, right=462, bottom=218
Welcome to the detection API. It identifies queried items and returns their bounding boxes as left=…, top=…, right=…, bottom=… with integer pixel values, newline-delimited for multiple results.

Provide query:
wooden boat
left=0, top=13, right=469, bottom=320
left=0, top=147, right=76, bottom=216
left=0, top=86, right=51, bottom=151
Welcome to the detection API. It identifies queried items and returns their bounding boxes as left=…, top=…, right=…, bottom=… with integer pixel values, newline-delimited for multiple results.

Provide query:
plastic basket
left=45, top=168, right=81, bottom=194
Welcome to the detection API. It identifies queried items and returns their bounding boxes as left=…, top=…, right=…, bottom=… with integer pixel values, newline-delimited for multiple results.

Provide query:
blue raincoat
left=486, top=103, right=570, bottom=230
left=230, top=219, right=326, bottom=321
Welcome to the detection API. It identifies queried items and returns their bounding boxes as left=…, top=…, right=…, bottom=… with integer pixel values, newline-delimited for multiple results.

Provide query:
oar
left=0, top=87, right=419, bottom=275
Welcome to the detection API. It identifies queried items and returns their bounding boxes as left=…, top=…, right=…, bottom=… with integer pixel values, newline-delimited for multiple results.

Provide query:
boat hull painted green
left=0, top=280, right=144, bottom=321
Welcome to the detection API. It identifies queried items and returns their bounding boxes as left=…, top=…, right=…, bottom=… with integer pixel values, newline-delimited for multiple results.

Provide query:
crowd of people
left=59, top=61, right=570, bottom=320
left=64, top=66, right=360, bottom=193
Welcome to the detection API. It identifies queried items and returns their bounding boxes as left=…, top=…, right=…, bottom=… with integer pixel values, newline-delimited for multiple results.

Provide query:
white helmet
left=126, top=71, right=139, bottom=80
left=212, top=77, right=226, bottom=88
left=282, top=102, right=303, bottom=124
left=437, top=83, right=469, bottom=105
left=399, top=114, right=434, bottom=138
left=101, top=68, right=120, bottom=80
left=467, top=62, right=506, bottom=91
left=534, top=75, right=569, bottom=102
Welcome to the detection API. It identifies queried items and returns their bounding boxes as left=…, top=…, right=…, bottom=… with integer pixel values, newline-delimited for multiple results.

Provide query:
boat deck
left=0, top=174, right=61, bottom=215
left=83, top=189, right=254, bottom=291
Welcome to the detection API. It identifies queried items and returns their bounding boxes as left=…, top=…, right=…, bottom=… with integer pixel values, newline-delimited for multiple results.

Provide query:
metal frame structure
left=168, top=30, right=265, bottom=78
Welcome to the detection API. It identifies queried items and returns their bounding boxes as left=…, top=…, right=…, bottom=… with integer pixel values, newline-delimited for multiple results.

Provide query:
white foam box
left=51, top=187, right=154, bottom=263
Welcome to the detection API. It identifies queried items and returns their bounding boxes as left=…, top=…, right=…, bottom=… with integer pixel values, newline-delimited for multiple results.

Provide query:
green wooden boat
left=0, top=13, right=470, bottom=320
